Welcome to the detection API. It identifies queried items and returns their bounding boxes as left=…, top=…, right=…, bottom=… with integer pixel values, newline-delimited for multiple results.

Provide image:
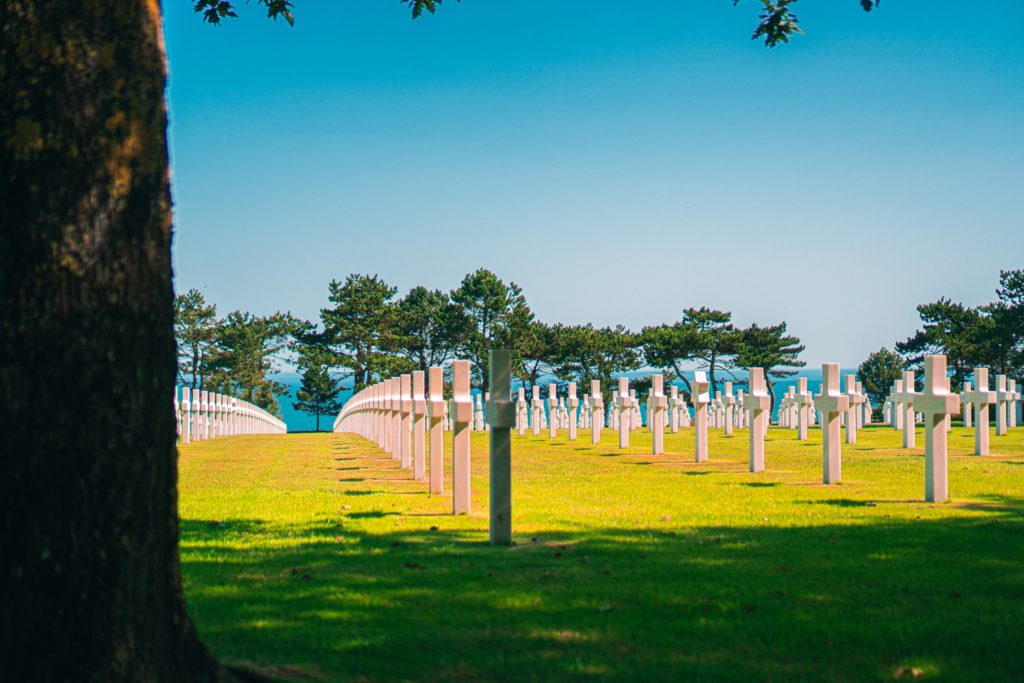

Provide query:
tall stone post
left=486, top=350, right=514, bottom=545
left=917, top=356, right=960, bottom=503
left=427, top=367, right=445, bottom=494
left=691, top=371, right=710, bottom=463
left=451, top=360, right=473, bottom=515
left=745, top=368, right=771, bottom=473
left=412, top=371, right=427, bottom=482
left=814, top=363, right=849, bottom=485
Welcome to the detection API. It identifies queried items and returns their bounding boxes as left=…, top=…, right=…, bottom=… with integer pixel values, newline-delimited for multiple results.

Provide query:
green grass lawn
left=179, top=423, right=1024, bottom=682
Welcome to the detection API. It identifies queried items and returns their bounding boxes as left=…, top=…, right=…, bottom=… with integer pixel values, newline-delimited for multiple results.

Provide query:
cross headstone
left=516, top=387, right=527, bottom=435
left=590, top=380, right=604, bottom=444
left=964, top=369, right=995, bottom=456
left=180, top=387, right=191, bottom=445
left=1005, top=379, right=1018, bottom=429
left=617, top=377, right=631, bottom=448
left=895, top=372, right=918, bottom=449
left=451, top=360, right=473, bottom=514
left=567, top=382, right=579, bottom=441
left=471, top=393, right=482, bottom=431
left=649, top=374, right=667, bottom=454
left=960, top=381, right=973, bottom=428
left=691, top=371, right=710, bottom=463
left=891, top=380, right=905, bottom=431
left=392, top=378, right=404, bottom=461
left=427, top=367, right=445, bottom=493
left=995, top=374, right=1010, bottom=436
left=795, top=377, right=812, bottom=441
left=411, top=371, right=427, bottom=481
left=845, top=375, right=864, bottom=445
left=734, top=390, right=744, bottom=429
left=721, top=382, right=736, bottom=436
left=399, top=374, right=412, bottom=469
left=813, top=363, right=849, bottom=484
left=548, top=383, right=558, bottom=438
left=744, top=367, right=771, bottom=473
left=486, top=349, right=514, bottom=545
left=531, top=385, right=543, bottom=436
left=669, top=385, right=684, bottom=433
left=916, top=355, right=960, bottom=502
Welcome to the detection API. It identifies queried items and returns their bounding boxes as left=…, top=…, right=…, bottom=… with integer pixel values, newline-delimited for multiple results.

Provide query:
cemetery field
left=179, top=427, right=1024, bottom=682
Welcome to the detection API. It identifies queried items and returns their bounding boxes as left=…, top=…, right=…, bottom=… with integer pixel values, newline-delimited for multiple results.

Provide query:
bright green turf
left=179, top=423, right=1024, bottom=682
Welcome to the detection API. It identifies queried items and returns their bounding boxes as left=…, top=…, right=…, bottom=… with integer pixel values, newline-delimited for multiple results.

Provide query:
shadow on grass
left=181, top=497, right=1024, bottom=682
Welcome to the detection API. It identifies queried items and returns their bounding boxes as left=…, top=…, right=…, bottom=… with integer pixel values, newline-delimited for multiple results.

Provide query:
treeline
left=175, top=268, right=1024, bottom=426
left=857, top=269, right=1024, bottom=411
left=175, top=268, right=806, bottom=421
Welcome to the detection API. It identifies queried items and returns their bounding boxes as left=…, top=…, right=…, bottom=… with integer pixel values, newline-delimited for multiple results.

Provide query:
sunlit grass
left=180, top=423, right=1024, bottom=681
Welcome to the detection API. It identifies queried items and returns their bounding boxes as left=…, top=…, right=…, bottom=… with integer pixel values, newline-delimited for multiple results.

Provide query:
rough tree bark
left=1, top=2, right=233, bottom=680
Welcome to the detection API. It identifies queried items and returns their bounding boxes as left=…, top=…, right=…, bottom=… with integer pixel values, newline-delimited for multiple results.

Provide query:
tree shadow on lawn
left=181, top=496, right=1024, bottom=682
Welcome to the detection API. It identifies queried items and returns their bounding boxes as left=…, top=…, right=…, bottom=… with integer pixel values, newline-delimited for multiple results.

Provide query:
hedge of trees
left=176, top=268, right=1024, bottom=426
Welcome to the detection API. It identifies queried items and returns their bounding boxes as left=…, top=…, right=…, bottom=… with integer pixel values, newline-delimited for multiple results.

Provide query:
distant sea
left=272, top=367, right=862, bottom=433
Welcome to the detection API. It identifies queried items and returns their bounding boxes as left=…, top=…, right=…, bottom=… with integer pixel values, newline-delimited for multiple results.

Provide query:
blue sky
left=165, top=1, right=1024, bottom=367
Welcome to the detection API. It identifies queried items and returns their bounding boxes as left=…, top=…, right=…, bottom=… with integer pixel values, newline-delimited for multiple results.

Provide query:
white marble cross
left=744, top=368, right=771, bottom=473
left=531, top=385, right=542, bottom=436
left=916, top=355, right=960, bottom=503
left=516, top=387, right=527, bottom=435
left=567, top=382, right=579, bottom=441
left=412, top=371, right=427, bottom=482
left=721, top=382, right=736, bottom=436
left=995, top=374, right=1010, bottom=436
left=894, top=372, right=919, bottom=449
left=960, top=381, right=973, bottom=428
left=451, top=360, right=473, bottom=514
left=845, top=375, right=864, bottom=445
left=795, top=377, right=812, bottom=441
left=590, top=380, right=604, bottom=444
left=1007, top=379, right=1019, bottom=429
left=691, top=372, right=710, bottom=463
left=669, top=385, right=683, bottom=433
left=400, top=374, right=412, bottom=469
left=649, top=374, right=667, bottom=454
left=617, top=377, right=631, bottom=448
left=813, top=363, right=850, bottom=484
left=427, top=367, right=445, bottom=493
left=547, top=383, right=558, bottom=438
left=964, top=369, right=995, bottom=456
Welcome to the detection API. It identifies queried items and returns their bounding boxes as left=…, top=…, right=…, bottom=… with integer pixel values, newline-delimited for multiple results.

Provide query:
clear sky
left=165, top=1, right=1024, bottom=367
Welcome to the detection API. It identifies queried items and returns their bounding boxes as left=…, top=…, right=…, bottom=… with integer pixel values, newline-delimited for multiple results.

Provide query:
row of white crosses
left=173, top=386, right=287, bottom=443
left=333, top=362, right=474, bottom=514
left=332, top=352, right=517, bottom=543
left=887, top=368, right=1021, bottom=458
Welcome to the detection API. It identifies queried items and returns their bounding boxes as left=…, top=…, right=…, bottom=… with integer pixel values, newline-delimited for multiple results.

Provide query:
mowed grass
left=179, top=422, right=1024, bottom=682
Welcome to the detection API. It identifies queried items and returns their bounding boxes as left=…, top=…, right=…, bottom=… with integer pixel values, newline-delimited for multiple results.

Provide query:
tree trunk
left=1, top=2, right=231, bottom=680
